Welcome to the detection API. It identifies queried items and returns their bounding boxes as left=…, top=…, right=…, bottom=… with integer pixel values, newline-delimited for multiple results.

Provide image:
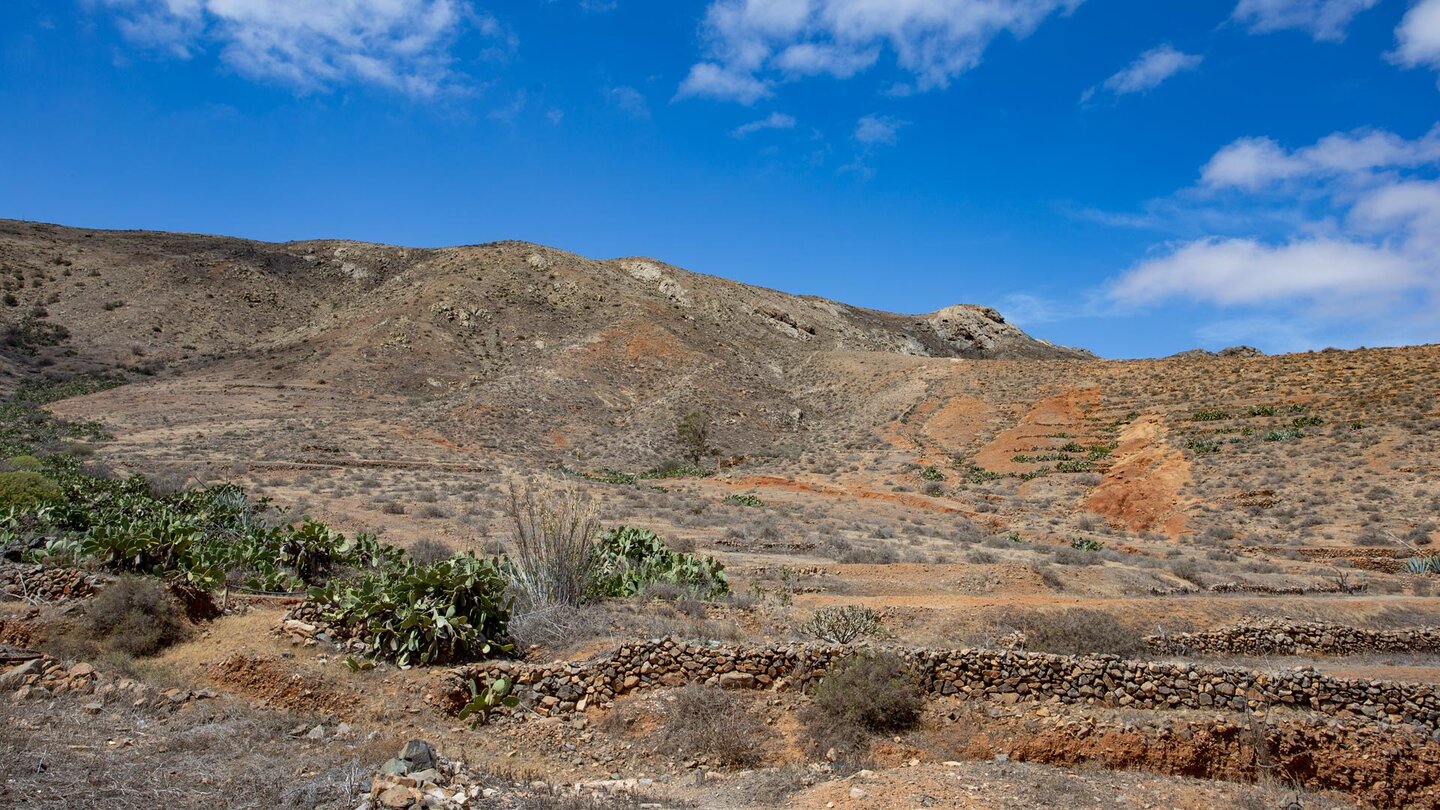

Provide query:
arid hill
left=6, top=219, right=1440, bottom=809
left=0, top=219, right=1092, bottom=463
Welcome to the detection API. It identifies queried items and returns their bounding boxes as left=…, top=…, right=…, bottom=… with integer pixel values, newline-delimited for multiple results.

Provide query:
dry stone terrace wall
left=0, top=562, right=107, bottom=603
left=1147, top=620, right=1440, bottom=657
left=432, top=638, right=1440, bottom=732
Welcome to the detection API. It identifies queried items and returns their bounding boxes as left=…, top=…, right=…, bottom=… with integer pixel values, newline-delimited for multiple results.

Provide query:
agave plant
left=1406, top=556, right=1440, bottom=575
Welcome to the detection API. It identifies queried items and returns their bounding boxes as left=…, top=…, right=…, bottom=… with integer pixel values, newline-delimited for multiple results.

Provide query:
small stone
left=378, top=785, right=415, bottom=809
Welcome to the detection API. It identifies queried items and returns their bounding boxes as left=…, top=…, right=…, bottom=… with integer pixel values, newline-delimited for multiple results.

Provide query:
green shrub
left=1184, top=437, right=1223, bottom=454
left=588, top=526, right=729, bottom=600
left=1192, top=409, right=1230, bottom=421
left=1264, top=428, right=1304, bottom=442
left=4, top=455, right=42, bottom=471
left=801, top=652, right=922, bottom=758
left=724, top=493, right=764, bottom=507
left=84, top=576, right=188, bottom=657
left=1070, top=538, right=1104, bottom=551
left=0, top=470, right=61, bottom=509
left=918, top=466, right=945, bottom=482
left=308, top=554, right=512, bottom=667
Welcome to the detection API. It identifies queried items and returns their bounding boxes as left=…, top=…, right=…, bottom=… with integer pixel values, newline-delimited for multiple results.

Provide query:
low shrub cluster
left=83, top=575, right=189, bottom=657
left=657, top=685, right=766, bottom=767
left=589, top=525, right=729, bottom=600
left=308, top=554, right=512, bottom=667
left=800, top=605, right=882, bottom=644
left=1002, top=608, right=1142, bottom=657
left=14, top=464, right=401, bottom=593
left=801, top=652, right=922, bottom=759
left=0, top=470, right=62, bottom=509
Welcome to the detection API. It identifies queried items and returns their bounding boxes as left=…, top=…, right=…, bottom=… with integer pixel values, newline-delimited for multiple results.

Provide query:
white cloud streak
left=1232, top=0, right=1379, bottom=42
left=677, top=0, right=1083, bottom=103
left=731, top=111, right=797, bottom=137
left=1082, top=43, right=1202, bottom=102
left=96, top=0, right=490, bottom=96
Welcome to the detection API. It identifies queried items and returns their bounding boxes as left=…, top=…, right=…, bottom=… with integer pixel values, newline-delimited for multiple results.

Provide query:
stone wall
left=0, top=562, right=106, bottom=603
left=1145, top=620, right=1440, bottom=657
left=432, top=637, right=1440, bottom=731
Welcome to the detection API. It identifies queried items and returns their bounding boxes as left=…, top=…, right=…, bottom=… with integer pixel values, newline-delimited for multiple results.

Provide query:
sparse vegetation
left=800, top=605, right=883, bottom=644
left=801, top=652, right=922, bottom=758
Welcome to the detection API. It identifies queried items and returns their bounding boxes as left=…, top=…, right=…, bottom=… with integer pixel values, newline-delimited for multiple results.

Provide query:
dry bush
left=83, top=576, right=189, bottom=657
left=656, top=685, right=767, bottom=768
left=505, top=478, right=601, bottom=610
left=1004, top=608, right=1142, bottom=657
left=800, top=651, right=922, bottom=759
left=407, top=538, right=456, bottom=565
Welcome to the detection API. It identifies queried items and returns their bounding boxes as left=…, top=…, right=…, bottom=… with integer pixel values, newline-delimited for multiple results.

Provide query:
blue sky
left=2, top=1, right=1438, bottom=358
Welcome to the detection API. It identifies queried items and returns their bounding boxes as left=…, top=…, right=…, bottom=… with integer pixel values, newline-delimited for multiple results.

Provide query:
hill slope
left=0, top=219, right=1090, bottom=460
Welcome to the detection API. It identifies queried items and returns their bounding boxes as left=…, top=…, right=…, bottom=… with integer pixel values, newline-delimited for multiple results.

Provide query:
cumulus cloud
left=95, top=0, right=490, bottom=96
left=1111, top=237, right=1420, bottom=306
left=1200, top=126, right=1440, bottom=189
left=1082, top=44, right=1202, bottom=102
left=854, top=113, right=904, bottom=145
left=1109, top=124, right=1440, bottom=348
left=1232, top=0, right=1379, bottom=41
left=1393, top=0, right=1440, bottom=71
left=676, top=0, right=1083, bottom=103
left=731, top=111, right=797, bottom=137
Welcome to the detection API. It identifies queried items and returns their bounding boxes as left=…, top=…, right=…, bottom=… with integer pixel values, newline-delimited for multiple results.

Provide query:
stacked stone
left=435, top=638, right=1440, bottom=731
left=1, top=652, right=218, bottom=709
left=360, top=740, right=648, bottom=810
left=1146, top=620, right=1440, bottom=656
left=0, top=562, right=107, bottom=603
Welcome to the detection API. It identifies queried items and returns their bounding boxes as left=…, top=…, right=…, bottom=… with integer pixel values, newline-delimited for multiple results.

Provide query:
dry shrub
left=800, top=651, right=922, bottom=759
left=408, top=538, right=456, bottom=566
left=84, top=576, right=189, bottom=657
left=1004, top=608, right=1142, bottom=657
left=505, top=479, right=600, bottom=610
left=657, top=685, right=767, bottom=768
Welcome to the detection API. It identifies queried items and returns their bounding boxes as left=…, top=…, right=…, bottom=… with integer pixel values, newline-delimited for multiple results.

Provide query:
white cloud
left=1201, top=126, right=1440, bottom=189
left=96, top=0, right=488, bottom=96
left=731, top=111, right=797, bottom=137
left=606, top=85, right=651, bottom=118
left=677, top=62, right=773, bottom=103
left=1232, top=0, right=1379, bottom=42
left=677, top=0, right=1083, bottom=103
left=1109, top=124, right=1440, bottom=350
left=1082, top=44, right=1201, bottom=102
left=1111, top=237, right=1420, bottom=306
left=1082, top=44, right=1201, bottom=103
left=1393, top=0, right=1440, bottom=71
left=854, top=113, right=904, bottom=145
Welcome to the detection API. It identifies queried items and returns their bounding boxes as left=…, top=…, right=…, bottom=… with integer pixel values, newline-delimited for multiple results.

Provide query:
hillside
left=4, top=218, right=1440, bottom=809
